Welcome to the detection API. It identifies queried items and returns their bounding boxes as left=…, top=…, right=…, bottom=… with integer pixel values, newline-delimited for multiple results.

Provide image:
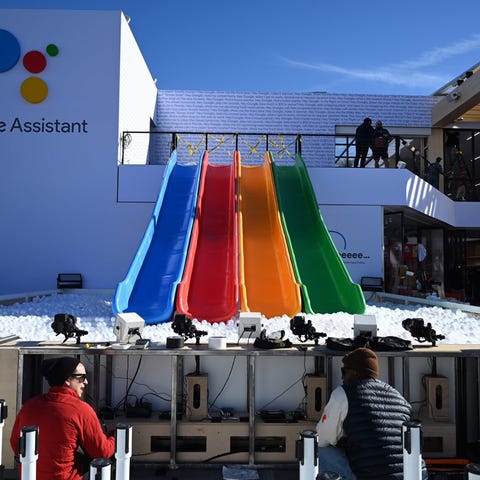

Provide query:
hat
left=42, top=356, right=80, bottom=387
left=342, top=348, right=379, bottom=379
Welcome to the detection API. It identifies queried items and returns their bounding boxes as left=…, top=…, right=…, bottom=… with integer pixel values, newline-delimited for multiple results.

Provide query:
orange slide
left=238, top=152, right=302, bottom=318
left=176, top=151, right=239, bottom=323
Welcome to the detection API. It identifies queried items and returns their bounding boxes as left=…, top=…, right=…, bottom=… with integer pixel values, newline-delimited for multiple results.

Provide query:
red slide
left=176, top=151, right=239, bottom=322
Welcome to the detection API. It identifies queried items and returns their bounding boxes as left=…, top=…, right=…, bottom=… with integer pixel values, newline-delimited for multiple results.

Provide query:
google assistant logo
left=0, top=28, right=59, bottom=104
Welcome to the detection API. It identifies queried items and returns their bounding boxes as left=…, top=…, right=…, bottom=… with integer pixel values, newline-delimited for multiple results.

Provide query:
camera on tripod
left=51, top=313, right=88, bottom=343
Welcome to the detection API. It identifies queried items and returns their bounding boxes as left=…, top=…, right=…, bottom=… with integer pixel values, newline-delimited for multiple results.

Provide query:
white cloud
left=279, top=34, right=480, bottom=90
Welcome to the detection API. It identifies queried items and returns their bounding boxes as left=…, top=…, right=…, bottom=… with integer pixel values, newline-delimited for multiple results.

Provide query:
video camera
left=290, top=315, right=327, bottom=345
left=402, top=317, right=445, bottom=346
left=51, top=313, right=88, bottom=344
left=172, top=314, right=207, bottom=344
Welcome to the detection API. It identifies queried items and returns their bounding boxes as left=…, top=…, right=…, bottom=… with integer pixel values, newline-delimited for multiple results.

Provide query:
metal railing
left=119, top=130, right=418, bottom=170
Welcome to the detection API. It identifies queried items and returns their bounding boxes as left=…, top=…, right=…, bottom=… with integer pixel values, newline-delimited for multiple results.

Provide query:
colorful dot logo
left=0, top=28, right=59, bottom=104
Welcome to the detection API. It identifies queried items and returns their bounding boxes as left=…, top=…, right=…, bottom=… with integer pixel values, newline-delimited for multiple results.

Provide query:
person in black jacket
left=372, top=120, right=391, bottom=168
left=316, top=348, right=411, bottom=480
left=354, top=118, right=374, bottom=168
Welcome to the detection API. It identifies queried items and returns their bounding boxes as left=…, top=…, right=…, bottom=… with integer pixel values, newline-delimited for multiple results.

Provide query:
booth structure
left=3, top=8, right=480, bottom=307
left=1, top=341, right=478, bottom=469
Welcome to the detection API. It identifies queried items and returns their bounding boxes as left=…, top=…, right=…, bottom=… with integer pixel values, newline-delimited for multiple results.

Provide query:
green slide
left=270, top=152, right=366, bottom=314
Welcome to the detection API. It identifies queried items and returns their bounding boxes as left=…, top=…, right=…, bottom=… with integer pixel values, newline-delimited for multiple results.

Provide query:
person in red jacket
left=10, top=356, right=115, bottom=480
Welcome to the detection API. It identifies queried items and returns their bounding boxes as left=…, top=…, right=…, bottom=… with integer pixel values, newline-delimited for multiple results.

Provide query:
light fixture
left=409, top=146, right=416, bottom=153
left=124, top=14, right=131, bottom=24
left=447, top=91, right=461, bottom=102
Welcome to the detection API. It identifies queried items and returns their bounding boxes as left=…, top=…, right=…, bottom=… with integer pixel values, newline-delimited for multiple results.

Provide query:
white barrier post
left=19, top=425, right=39, bottom=480
left=115, top=423, right=132, bottom=480
left=296, top=429, right=318, bottom=480
left=0, top=399, right=7, bottom=480
left=90, top=458, right=112, bottom=480
left=466, top=463, right=480, bottom=479
left=403, top=421, right=422, bottom=480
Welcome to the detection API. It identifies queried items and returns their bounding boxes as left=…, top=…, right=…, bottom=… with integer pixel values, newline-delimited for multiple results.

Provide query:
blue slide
left=113, top=150, right=204, bottom=324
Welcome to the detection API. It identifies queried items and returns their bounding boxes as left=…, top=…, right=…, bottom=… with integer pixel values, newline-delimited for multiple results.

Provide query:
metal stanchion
left=466, top=463, right=480, bottom=479
left=90, top=458, right=112, bottom=480
left=18, top=425, right=39, bottom=480
left=296, top=429, right=318, bottom=480
left=0, top=399, right=7, bottom=480
left=403, top=421, right=422, bottom=480
left=115, top=423, right=132, bottom=480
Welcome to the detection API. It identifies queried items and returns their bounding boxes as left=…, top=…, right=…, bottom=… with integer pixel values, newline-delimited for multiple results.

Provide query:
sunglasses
left=70, top=373, right=87, bottom=383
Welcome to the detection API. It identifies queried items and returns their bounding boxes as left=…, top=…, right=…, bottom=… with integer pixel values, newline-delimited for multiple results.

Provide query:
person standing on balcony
left=445, top=130, right=459, bottom=172
left=354, top=117, right=374, bottom=168
left=372, top=120, right=391, bottom=168
left=427, top=157, right=443, bottom=189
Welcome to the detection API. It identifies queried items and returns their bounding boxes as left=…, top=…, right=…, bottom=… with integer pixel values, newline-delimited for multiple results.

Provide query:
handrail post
left=296, top=429, right=318, bottom=480
left=395, top=136, right=401, bottom=167
left=403, top=421, right=422, bottom=480
left=121, top=132, right=126, bottom=165
left=296, top=135, right=302, bottom=155
left=90, top=458, right=112, bottom=480
left=0, top=400, right=7, bottom=480
left=170, top=133, right=177, bottom=154
left=115, top=424, right=132, bottom=480
left=19, top=425, right=38, bottom=480
left=466, top=463, right=480, bottom=479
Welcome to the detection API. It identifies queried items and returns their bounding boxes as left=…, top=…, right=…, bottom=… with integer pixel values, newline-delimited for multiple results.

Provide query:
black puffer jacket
left=342, top=379, right=411, bottom=480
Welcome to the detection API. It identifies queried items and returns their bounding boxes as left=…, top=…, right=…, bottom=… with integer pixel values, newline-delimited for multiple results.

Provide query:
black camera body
left=402, top=317, right=445, bottom=346
left=51, top=313, right=88, bottom=343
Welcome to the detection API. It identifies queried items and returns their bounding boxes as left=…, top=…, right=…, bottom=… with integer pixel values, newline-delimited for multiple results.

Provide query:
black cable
left=202, top=449, right=246, bottom=462
left=258, top=374, right=305, bottom=412
left=113, top=356, right=143, bottom=411
left=208, top=355, right=237, bottom=411
left=140, top=392, right=171, bottom=404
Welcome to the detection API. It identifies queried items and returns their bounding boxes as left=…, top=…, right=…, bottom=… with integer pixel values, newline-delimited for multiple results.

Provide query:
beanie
left=42, top=356, right=80, bottom=387
left=342, top=348, right=379, bottom=379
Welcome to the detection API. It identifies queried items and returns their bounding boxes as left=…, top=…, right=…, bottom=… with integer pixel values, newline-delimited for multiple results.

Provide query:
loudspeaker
left=424, top=376, right=449, bottom=420
left=305, top=375, right=327, bottom=421
left=185, top=374, right=208, bottom=420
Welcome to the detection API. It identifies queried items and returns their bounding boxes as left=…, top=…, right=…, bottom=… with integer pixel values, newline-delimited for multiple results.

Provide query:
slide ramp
left=113, top=150, right=204, bottom=324
left=238, top=153, right=301, bottom=318
left=176, top=152, right=238, bottom=323
left=271, top=152, right=366, bottom=315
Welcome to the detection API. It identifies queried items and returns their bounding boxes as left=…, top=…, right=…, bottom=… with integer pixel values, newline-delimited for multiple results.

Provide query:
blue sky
left=1, top=0, right=480, bottom=95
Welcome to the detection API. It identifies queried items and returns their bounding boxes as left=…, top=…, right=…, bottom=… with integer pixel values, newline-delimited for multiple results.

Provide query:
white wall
left=118, top=14, right=157, bottom=165
left=320, top=205, right=384, bottom=283
left=0, top=9, right=156, bottom=294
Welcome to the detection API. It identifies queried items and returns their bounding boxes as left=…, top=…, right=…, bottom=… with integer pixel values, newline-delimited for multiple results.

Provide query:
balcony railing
left=119, top=130, right=478, bottom=201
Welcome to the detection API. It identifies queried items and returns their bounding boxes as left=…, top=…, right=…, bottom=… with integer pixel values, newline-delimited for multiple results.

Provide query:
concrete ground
left=3, top=464, right=300, bottom=480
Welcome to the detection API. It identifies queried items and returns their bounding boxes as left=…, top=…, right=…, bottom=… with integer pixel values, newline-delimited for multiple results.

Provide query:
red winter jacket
left=10, top=386, right=115, bottom=480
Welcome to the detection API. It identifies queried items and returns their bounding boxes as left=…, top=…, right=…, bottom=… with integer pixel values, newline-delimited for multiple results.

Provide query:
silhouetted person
left=354, top=117, right=374, bottom=168
left=372, top=120, right=391, bottom=168
left=427, top=157, right=443, bottom=189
